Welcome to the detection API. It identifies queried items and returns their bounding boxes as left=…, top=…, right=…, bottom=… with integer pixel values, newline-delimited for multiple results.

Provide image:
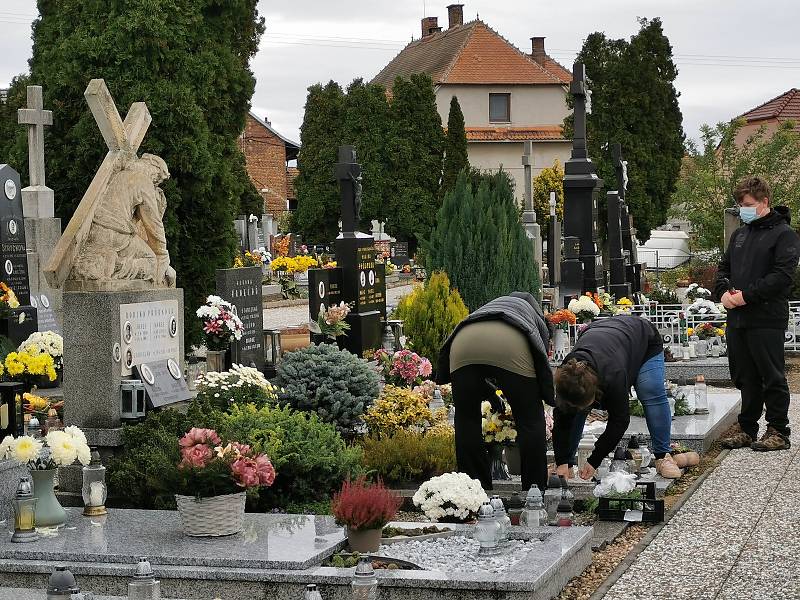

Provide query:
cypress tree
left=342, top=79, right=391, bottom=229
left=386, top=74, right=444, bottom=251
left=21, top=0, right=264, bottom=346
left=428, top=171, right=539, bottom=311
left=441, top=95, right=468, bottom=196
left=293, top=81, right=345, bottom=242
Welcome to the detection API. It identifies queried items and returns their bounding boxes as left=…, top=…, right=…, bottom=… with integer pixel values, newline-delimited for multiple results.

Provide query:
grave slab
left=626, top=391, right=740, bottom=452
left=0, top=510, right=592, bottom=600
left=665, top=357, right=730, bottom=382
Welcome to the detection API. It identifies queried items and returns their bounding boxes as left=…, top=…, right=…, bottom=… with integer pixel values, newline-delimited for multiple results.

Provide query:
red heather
left=331, top=476, right=402, bottom=531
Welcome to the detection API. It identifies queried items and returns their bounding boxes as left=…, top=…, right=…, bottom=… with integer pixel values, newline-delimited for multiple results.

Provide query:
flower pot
left=346, top=527, right=382, bottom=553
left=553, top=328, right=570, bottom=362
left=206, top=349, right=227, bottom=373
left=488, top=443, right=511, bottom=481
left=31, top=469, right=67, bottom=528
left=175, top=492, right=246, bottom=537
left=504, top=444, right=521, bottom=476
left=29, top=367, right=63, bottom=390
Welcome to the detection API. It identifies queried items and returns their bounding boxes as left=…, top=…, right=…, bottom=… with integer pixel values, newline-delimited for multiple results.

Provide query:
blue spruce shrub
left=274, top=343, right=380, bottom=437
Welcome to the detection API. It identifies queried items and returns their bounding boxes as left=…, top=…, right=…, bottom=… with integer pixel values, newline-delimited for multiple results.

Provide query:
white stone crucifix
left=45, top=79, right=177, bottom=291
left=18, top=85, right=54, bottom=218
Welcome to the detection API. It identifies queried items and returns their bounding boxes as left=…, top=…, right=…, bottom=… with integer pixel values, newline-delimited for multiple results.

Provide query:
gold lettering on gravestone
left=119, top=300, right=180, bottom=375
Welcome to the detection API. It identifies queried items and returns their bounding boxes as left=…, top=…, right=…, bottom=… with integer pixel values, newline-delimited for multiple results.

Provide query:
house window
left=489, top=93, right=511, bottom=123
left=287, top=198, right=298, bottom=211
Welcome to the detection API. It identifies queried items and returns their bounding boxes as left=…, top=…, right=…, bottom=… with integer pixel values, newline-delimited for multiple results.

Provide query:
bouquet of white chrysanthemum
left=196, top=295, right=244, bottom=351
left=0, top=425, right=90, bottom=470
left=687, top=298, right=721, bottom=316
left=412, top=472, right=489, bottom=523
left=196, top=363, right=279, bottom=408
left=686, top=283, right=712, bottom=302
left=568, top=295, right=601, bottom=322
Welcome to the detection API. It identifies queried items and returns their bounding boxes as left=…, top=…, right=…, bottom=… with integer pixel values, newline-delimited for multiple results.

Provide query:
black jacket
left=437, top=292, right=554, bottom=406
left=715, top=206, right=800, bottom=329
left=552, top=316, right=663, bottom=468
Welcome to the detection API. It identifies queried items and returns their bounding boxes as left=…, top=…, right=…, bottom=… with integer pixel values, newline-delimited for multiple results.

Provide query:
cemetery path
left=603, top=395, right=800, bottom=600
left=262, top=284, right=414, bottom=329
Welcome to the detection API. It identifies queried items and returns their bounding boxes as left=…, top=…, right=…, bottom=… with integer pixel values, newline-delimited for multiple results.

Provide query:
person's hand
left=578, top=463, right=596, bottom=480
left=721, top=291, right=736, bottom=310
left=730, top=291, right=746, bottom=307
left=555, top=464, right=571, bottom=479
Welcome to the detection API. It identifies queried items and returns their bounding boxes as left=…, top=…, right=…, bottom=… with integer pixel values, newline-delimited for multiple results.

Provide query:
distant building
left=239, top=112, right=300, bottom=216
left=734, top=88, right=800, bottom=146
left=371, top=4, right=572, bottom=205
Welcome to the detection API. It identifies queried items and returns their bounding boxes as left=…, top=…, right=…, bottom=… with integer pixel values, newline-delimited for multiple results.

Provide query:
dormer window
left=489, top=93, right=511, bottom=123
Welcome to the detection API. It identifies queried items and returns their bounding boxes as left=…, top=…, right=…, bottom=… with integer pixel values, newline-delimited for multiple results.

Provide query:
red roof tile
left=465, top=125, right=565, bottom=141
left=372, top=21, right=569, bottom=88
left=738, top=88, right=800, bottom=123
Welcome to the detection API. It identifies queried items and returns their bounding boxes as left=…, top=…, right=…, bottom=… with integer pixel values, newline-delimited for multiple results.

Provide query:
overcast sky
left=2, top=0, right=799, bottom=146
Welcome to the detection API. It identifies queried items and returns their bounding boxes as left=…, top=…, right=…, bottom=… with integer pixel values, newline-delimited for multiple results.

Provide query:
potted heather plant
left=331, top=476, right=402, bottom=553
left=172, top=428, right=276, bottom=537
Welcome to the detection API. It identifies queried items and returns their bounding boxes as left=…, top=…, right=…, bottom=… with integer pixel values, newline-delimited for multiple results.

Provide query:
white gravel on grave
left=379, top=535, right=541, bottom=574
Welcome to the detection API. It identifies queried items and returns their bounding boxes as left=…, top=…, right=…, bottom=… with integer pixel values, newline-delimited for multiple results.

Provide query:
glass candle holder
left=82, top=449, right=108, bottom=516
left=11, top=477, right=39, bottom=543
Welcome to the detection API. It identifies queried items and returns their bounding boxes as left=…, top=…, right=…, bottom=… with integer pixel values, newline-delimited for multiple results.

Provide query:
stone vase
left=31, top=469, right=67, bottom=528
left=346, top=527, right=382, bottom=553
left=488, top=443, right=511, bottom=481
left=553, top=328, right=570, bottom=362
left=504, top=444, right=521, bottom=476
left=206, top=350, right=226, bottom=373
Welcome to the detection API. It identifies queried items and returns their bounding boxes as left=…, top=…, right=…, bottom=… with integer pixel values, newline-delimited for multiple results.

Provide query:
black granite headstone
left=390, top=241, right=410, bottom=268
left=137, top=359, right=192, bottom=408
left=216, top=266, right=264, bottom=371
left=607, top=191, right=632, bottom=300
left=308, top=268, right=343, bottom=322
left=0, top=165, right=33, bottom=306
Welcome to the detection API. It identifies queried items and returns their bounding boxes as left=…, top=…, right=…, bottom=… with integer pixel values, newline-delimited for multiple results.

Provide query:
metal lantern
left=11, top=477, right=39, bottom=543
left=474, top=502, right=501, bottom=553
left=263, top=329, right=282, bottom=377
left=351, top=556, right=378, bottom=600
left=82, top=449, right=108, bottom=516
left=387, top=319, right=404, bottom=351
left=0, top=381, right=24, bottom=438
left=120, top=379, right=147, bottom=421
left=46, top=566, right=80, bottom=599
left=128, top=556, right=161, bottom=600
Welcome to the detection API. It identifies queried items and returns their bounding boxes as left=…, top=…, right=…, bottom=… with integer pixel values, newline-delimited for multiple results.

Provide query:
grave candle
left=351, top=556, right=378, bottom=599
left=694, top=375, right=708, bottom=414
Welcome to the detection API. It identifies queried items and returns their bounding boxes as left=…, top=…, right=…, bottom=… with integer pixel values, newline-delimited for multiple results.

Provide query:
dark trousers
left=451, top=365, right=547, bottom=492
left=727, top=327, right=791, bottom=437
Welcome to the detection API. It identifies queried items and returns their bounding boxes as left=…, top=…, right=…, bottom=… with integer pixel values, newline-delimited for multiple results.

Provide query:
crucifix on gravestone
left=18, top=86, right=54, bottom=219
left=521, top=141, right=543, bottom=284
left=561, top=63, right=604, bottom=301
left=612, top=143, right=642, bottom=294
left=606, top=190, right=631, bottom=300
left=335, top=146, right=362, bottom=237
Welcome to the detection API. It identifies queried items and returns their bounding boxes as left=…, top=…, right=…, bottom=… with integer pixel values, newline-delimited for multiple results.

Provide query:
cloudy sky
left=1, top=0, right=799, bottom=146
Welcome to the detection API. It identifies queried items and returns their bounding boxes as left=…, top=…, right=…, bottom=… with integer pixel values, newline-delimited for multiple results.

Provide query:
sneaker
left=720, top=424, right=754, bottom=449
left=751, top=427, right=791, bottom=452
left=655, top=454, right=682, bottom=479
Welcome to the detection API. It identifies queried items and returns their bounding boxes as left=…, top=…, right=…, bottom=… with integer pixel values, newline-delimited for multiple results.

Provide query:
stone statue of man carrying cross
left=45, top=79, right=175, bottom=291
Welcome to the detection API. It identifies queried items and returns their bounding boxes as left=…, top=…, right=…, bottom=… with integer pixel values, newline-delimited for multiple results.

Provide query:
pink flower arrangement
left=175, top=428, right=276, bottom=497
left=375, top=349, right=433, bottom=387
left=196, top=296, right=244, bottom=352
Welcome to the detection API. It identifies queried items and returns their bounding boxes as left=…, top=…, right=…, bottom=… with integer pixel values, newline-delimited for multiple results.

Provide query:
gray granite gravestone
left=29, top=291, right=61, bottom=334
left=137, top=359, right=192, bottom=408
left=216, top=266, right=264, bottom=370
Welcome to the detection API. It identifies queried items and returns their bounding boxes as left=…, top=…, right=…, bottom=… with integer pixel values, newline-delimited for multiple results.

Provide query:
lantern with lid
left=46, top=566, right=80, bottom=599
left=694, top=375, right=708, bottom=414
left=11, top=477, right=39, bottom=543
left=120, top=379, right=146, bottom=421
left=263, top=329, right=282, bottom=377
left=127, top=556, right=160, bottom=600
left=543, top=473, right=562, bottom=525
left=0, top=381, right=24, bottom=438
left=474, top=502, right=501, bottom=553
left=351, top=556, right=378, bottom=600
left=82, top=449, right=108, bottom=516
left=387, top=319, right=404, bottom=351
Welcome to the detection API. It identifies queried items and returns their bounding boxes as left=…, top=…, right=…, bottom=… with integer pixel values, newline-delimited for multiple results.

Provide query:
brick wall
left=240, top=114, right=289, bottom=216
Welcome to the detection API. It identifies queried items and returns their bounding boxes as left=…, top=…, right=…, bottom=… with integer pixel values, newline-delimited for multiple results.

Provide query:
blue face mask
left=740, top=206, right=761, bottom=224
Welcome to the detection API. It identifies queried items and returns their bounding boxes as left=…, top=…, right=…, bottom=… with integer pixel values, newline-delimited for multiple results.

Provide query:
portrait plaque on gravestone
left=136, top=359, right=192, bottom=408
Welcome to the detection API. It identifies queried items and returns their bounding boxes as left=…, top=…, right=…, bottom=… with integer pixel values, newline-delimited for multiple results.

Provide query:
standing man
left=717, top=177, right=798, bottom=451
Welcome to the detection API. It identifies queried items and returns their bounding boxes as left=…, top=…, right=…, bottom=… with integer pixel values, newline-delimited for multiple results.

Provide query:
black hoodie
left=715, top=206, right=800, bottom=329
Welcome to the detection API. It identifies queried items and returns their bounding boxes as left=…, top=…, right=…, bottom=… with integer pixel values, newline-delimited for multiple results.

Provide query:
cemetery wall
left=240, top=114, right=292, bottom=216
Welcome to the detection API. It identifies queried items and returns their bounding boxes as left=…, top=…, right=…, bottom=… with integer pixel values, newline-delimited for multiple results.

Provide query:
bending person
left=551, top=315, right=681, bottom=480
left=438, top=292, right=553, bottom=491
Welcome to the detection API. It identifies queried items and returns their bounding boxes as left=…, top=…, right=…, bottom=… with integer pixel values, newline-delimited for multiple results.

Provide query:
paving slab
left=603, top=396, right=800, bottom=600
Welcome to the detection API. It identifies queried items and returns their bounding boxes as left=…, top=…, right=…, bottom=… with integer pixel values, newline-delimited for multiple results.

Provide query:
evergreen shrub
left=393, top=272, right=468, bottom=372
left=274, top=343, right=380, bottom=437
left=361, top=428, right=456, bottom=485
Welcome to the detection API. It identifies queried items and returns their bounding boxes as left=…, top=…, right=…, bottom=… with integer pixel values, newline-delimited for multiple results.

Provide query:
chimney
left=530, top=37, right=546, bottom=64
left=421, top=16, right=438, bottom=38
left=447, top=4, right=464, bottom=29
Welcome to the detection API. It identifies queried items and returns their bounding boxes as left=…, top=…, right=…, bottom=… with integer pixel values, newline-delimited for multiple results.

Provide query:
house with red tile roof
left=734, top=88, right=800, bottom=146
left=371, top=4, right=572, bottom=204
left=239, top=112, right=300, bottom=216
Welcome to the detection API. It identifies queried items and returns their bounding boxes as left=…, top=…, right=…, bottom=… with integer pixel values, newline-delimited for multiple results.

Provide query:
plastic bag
left=593, top=471, right=637, bottom=497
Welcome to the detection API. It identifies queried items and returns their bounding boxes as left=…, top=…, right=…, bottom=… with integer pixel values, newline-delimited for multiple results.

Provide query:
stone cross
left=334, top=145, right=362, bottom=237
left=611, top=143, right=628, bottom=203
left=548, top=191, right=561, bottom=288
left=570, top=64, right=589, bottom=161
left=521, top=141, right=543, bottom=282
left=44, top=79, right=152, bottom=288
left=607, top=190, right=631, bottom=299
left=18, top=86, right=54, bottom=218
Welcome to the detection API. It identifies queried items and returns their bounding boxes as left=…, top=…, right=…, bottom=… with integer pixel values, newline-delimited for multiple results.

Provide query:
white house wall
left=436, top=84, right=569, bottom=127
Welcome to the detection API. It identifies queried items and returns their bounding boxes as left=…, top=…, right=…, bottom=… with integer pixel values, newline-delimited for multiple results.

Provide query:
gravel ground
left=262, top=284, right=414, bottom=329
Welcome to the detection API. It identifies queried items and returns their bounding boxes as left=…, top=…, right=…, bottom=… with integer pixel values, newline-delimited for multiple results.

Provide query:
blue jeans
left=567, top=352, right=672, bottom=463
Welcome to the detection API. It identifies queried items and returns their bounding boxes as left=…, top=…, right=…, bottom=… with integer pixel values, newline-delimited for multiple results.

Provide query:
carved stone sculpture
left=45, top=79, right=176, bottom=292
